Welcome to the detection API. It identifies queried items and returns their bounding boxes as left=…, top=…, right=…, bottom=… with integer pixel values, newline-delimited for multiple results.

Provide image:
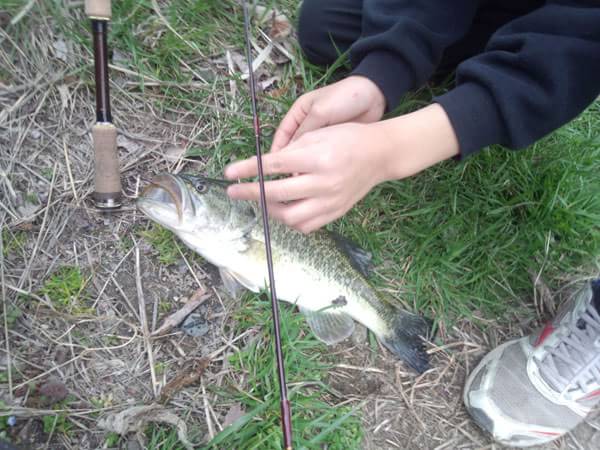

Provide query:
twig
left=10, top=0, right=37, bottom=25
left=201, top=379, right=215, bottom=440
left=257, top=28, right=295, bottom=61
left=14, top=329, right=138, bottom=390
left=134, top=244, right=158, bottom=398
left=152, top=287, right=209, bottom=337
left=17, top=162, right=56, bottom=291
left=226, top=50, right=237, bottom=110
left=175, top=243, right=204, bottom=289
left=62, top=137, right=79, bottom=203
left=91, top=246, right=135, bottom=309
left=0, top=213, right=12, bottom=399
left=240, top=42, right=274, bottom=80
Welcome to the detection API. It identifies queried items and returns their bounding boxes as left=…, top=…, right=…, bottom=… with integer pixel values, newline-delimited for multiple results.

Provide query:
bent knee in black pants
left=297, top=0, right=544, bottom=74
left=297, top=0, right=362, bottom=66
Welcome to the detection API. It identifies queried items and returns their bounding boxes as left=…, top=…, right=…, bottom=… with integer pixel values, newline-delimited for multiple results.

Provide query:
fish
left=136, top=173, right=433, bottom=373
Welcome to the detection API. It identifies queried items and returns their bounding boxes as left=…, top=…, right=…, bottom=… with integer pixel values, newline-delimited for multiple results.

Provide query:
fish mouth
left=139, top=173, right=184, bottom=220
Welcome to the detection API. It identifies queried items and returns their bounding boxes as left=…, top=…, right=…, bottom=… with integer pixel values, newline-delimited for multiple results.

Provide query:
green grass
left=1, top=229, right=26, bottom=257
left=337, top=101, right=600, bottom=324
left=138, top=223, right=206, bottom=268
left=38, top=266, right=89, bottom=312
left=105, top=294, right=362, bottom=449
left=139, top=223, right=182, bottom=266
left=145, top=425, right=188, bottom=450
left=206, top=294, right=363, bottom=449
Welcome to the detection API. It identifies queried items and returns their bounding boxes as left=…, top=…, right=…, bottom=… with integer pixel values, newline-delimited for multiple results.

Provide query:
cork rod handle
left=92, top=123, right=121, bottom=207
left=85, top=0, right=112, bottom=20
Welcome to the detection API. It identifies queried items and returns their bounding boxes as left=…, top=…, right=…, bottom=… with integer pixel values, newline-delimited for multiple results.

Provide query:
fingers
left=226, top=175, right=320, bottom=203
left=290, top=103, right=331, bottom=143
left=294, top=213, right=340, bottom=234
left=224, top=147, right=317, bottom=180
left=267, top=198, right=333, bottom=231
left=270, top=94, right=313, bottom=152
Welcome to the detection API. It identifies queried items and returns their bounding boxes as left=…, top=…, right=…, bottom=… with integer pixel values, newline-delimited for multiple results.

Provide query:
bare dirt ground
left=1, top=4, right=599, bottom=450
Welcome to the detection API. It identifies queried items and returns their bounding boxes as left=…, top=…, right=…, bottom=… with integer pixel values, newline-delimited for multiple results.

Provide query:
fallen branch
left=152, top=287, right=210, bottom=337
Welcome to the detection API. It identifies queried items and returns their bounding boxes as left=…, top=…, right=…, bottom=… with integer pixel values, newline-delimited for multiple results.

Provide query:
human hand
left=226, top=122, right=389, bottom=233
left=270, top=75, right=386, bottom=152
left=225, top=104, right=460, bottom=233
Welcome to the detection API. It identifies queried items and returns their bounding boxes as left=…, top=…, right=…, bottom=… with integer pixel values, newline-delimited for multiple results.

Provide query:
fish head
left=137, top=173, right=256, bottom=251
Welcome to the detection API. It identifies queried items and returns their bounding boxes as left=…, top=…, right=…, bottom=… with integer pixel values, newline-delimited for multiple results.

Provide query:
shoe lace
left=539, top=303, right=600, bottom=397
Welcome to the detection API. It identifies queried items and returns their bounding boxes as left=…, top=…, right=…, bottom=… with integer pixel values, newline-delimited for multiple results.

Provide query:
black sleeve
left=434, top=1, right=600, bottom=158
left=350, top=0, right=480, bottom=110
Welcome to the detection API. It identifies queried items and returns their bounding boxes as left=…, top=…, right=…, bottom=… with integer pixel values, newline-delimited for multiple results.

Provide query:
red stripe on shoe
left=533, top=431, right=562, bottom=436
left=580, top=389, right=600, bottom=400
left=534, top=323, right=555, bottom=347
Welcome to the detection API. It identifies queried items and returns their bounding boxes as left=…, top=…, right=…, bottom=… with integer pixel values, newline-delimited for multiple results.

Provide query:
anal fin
left=299, top=306, right=355, bottom=345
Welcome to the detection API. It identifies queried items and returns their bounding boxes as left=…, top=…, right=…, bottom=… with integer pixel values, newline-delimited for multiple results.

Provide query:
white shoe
left=464, top=279, right=600, bottom=447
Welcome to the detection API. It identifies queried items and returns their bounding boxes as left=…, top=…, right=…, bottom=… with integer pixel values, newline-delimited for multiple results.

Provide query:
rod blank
left=92, top=20, right=111, bottom=123
left=242, top=1, right=293, bottom=448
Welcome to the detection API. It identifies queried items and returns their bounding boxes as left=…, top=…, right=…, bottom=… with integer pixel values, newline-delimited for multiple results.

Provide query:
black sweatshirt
left=350, top=0, right=600, bottom=158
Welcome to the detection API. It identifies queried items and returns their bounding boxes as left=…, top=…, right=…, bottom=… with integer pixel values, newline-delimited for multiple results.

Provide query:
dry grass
left=0, top=3, right=244, bottom=448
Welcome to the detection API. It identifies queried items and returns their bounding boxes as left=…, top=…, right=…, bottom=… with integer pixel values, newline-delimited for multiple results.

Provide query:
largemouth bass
left=137, top=173, right=432, bottom=373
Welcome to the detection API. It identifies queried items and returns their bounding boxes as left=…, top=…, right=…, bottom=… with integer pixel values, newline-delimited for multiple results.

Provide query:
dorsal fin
left=328, top=231, right=374, bottom=278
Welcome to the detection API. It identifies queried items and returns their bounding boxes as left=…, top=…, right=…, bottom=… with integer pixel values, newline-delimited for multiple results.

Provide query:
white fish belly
left=225, top=254, right=389, bottom=337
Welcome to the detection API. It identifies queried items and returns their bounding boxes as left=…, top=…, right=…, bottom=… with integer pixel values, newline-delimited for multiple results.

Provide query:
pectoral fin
left=299, top=306, right=355, bottom=345
left=219, top=267, right=246, bottom=298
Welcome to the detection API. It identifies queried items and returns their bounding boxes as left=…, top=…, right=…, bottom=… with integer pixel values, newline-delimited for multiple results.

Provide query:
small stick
left=134, top=245, right=158, bottom=397
left=63, top=137, right=79, bottom=203
left=201, top=379, right=215, bottom=440
left=152, top=288, right=210, bottom=337
left=0, top=213, right=13, bottom=400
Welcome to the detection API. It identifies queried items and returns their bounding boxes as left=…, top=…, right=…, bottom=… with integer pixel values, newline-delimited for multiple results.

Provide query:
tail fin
left=380, top=312, right=433, bottom=374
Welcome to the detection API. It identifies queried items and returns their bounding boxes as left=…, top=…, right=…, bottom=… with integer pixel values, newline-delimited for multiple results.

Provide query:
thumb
left=290, top=102, right=331, bottom=143
left=270, top=93, right=314, bottom=153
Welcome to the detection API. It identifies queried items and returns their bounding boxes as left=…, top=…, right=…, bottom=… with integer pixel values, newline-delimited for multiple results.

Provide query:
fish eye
left=194, top=181, right=207, bottom=193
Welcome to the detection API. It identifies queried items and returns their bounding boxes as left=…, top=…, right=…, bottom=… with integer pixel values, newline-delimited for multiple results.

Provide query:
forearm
left=373, top=103, right=460, bottom=182
left=351, top=0, right=479, bottom=111
left=434, top=1, right=600, bottom=157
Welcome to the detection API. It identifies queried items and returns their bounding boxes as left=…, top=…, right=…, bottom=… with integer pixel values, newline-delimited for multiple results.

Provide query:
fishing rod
left=242, top=2, right=293, bottom=448
left=85, top=0, right=122, bottom=210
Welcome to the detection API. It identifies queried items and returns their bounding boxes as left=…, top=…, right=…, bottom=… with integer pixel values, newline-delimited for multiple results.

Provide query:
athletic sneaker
left=464, top=279, right=600, bottom=447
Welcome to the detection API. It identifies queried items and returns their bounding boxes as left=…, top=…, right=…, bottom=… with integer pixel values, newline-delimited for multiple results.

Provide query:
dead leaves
left=222, top=402, right=245, bottom=428
left=254, top=5, right=292, bottom=41
left=98, top=404, right=194, bottom=450
left=159, top=358, right=210, bottom=404
left=216, top=3, right=295, bottom=97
